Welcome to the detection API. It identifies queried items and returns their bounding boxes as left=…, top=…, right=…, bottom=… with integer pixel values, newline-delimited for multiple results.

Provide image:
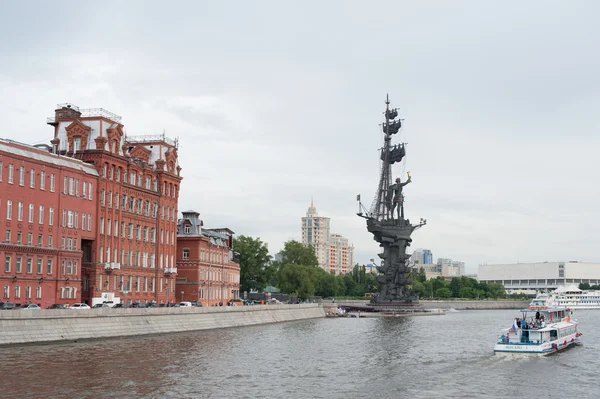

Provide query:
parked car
left=131, top=303, right=147, bottom=308
left=113, top=303, right=130, bottom=308
left=92, top=303, right=112, bottom=308
left=47, top=304, right=68, bottom=309
left=0, top=302, right=16, bottom=310
left=69, top=303, right=91, bottom=310
left=190, top=302, right=203, bottom=307
left=19, top=304, right=41, bottom=310
left=178, top=302, right=193, bottom=307
left=146, top=302, right=160, bottom=308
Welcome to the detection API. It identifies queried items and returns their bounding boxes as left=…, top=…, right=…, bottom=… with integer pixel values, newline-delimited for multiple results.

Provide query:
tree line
left=234, top=235, right=519, bottom=300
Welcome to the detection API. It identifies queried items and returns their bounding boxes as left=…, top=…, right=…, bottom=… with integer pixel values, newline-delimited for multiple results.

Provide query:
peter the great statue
left=357, top=95, right=426, bottom=309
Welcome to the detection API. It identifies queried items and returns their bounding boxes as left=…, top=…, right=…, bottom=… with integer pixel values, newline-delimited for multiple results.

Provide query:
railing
left=126, top=134, right=178, bottom=148
left=80, top=108, right=122, bottom=122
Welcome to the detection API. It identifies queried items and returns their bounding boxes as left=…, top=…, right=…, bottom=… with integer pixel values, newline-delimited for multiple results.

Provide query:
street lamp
left=180, top=290, right=184, bottom=302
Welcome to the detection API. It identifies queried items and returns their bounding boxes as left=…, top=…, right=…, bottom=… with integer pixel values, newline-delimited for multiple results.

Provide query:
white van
left=178, top=302, right=193, bottom=307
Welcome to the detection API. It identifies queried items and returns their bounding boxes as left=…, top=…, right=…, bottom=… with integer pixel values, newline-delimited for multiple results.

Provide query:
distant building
left=176, top=210, right=240, bottom=306
left=478, top=261, right=600, bottom=296
left=327, top=233, right=354, bottom=275
left=412, top=249, right=433, bottom=265
left=419, top=257, right=465, bottom=280
left=301, top=200, right=354, bottom=274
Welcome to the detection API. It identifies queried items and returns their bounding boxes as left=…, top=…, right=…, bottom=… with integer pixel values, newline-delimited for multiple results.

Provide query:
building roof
left=0, top=139, right=99, bottom=176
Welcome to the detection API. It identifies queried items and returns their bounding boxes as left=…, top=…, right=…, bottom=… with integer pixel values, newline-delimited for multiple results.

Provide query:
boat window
left=550, top=330, right=557, bottom=340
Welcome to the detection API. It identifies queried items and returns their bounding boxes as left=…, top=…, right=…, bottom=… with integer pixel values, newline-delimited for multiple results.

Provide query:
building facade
left=47, top=103, right=182, bottom=305
left=300, top=200, right=354, bottom=274
left=412, top=249, right=433, bottom=265
left=0, top=139, right=98, bottom=308
left=417, top=257, right=465, bottom=280
left=301, top=200, right=330, bottom=269
left=327, top=233, right=354, bottom=275
left=176, top=210, right=240, bottom=306
left=478, top=261, right=600, bottom=295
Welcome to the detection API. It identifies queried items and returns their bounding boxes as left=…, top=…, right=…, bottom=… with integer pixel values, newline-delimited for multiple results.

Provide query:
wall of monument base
left=335, top=299, right=531, bottom=310
left=0, top=304, right=325, bottom=346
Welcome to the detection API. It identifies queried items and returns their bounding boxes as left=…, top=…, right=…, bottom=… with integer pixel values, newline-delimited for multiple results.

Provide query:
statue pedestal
left=369, top=300, right=425, bottom=314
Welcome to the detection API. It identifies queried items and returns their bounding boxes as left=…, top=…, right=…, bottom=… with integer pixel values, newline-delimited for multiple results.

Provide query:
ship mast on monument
left=357, top=94, right=427, bottom=310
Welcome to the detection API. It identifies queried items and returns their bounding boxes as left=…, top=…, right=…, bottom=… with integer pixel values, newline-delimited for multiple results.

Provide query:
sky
left=1, top=1, right=600, bottom=274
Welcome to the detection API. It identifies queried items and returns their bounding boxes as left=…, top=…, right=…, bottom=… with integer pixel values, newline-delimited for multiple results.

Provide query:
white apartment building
left=301, top=200, right=354, bottom=275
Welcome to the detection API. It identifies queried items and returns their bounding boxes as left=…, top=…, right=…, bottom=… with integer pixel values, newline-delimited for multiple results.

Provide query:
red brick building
left=47, top=104, right=182, bottom=305
left=176, top=210, right=240, bottom=306
left=0, top=139, right=98, bottom=308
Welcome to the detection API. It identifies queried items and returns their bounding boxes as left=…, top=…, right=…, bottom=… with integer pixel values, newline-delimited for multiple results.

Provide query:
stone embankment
left=335, top=300, right=530, bottom=310
left=0, top=304, right=325, bottom=346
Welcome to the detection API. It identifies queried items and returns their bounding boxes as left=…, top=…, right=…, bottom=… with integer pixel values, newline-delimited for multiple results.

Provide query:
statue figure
left=387, top=173, right=411, bottom=219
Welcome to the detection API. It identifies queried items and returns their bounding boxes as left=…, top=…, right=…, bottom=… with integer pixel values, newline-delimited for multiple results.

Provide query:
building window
left=83, top=182, right=87, bottom=199
left=16, top=257, right=22, bottom=273
left=63, top=176, right=67, bottom=194
left=151, top=228, right=156, bottom=243
left=36, top=286, right=42, bottom=299
left=130, top=172, right=136, bottom=185
left=144, top=226, right=148, bottom=242
left=114, top=220, right=118, bottom=237
left=69, top=178, right=74, bottom=195
left=82, top=215, right=86, bottom=231
left=184, top=225, right=191, bottom=234
left=37, top=258, right=43, bottom=274
left=15, top=286, right=20, bottom=299
left=75, top=179, right=79, bottom=197
left=100, top=218, right=105, bottom=235
left=136, top=225, right=141, bottom=240
left=88, top=183, right=93, bottom=200
left=49, top=208, right=54, bottom=226
left=19, top=166, right=24, bottom=186
left=74, top=212, right=78, bottom=229
left=74, top=137, right=81, bottom=151
left=40, top=171, right=45, bottom=190
left=5, top=230, right=10, bottom=243
left=183, top=249, right=190, bottom=260
left=101, top=190, right=106, bottom=207
left=107, top=219, right=112, bottom=236
left=4, top=256, right=10, bottom=273
left=27, top=233, right=32, bottom=246
left=30, top=168, right=35, bottom=188
left=68, top=211, right=74, bottom=228
left=108, top=191, right=112, bottom=208
left=39, top=206, right=44, bottom=224
left=27, top=258, right=32, bottom=273
left=48, top=235, right=53, bottom=248
left=145, top=177, right=151, bottom=189
left=88, top=214, right=92, bottom=231
left=37, top=234, right=43, bottom=247
left=28, top=204, right=34, bottom=223
left=8, top=164, right=13, bottom=184
left=6, top=200, right=12, bottom=220
left=17, top=202, right=23, bottom=221
left=47, top=260, right=53, bottom=274
left=50, top=173, right=55, bottom=192
left=4, top=286, right=9, bottom=299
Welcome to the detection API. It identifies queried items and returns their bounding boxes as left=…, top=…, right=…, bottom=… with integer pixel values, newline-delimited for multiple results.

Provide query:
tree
left=233, top=235, right=272, bottom=293
left=434, top=287, right=452, bottom=298
left=279, top=240, right=318, bottom=267
left=416, top=267, right=427, bottom=283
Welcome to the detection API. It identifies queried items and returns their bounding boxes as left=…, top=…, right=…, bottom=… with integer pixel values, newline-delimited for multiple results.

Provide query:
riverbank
left=334, top=299, right=530, bottom=310
left=0, top=304, right=325, bottom=346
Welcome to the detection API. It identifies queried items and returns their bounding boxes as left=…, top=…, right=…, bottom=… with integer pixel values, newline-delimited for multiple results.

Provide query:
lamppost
left=180, top=290, right=184, bottom=303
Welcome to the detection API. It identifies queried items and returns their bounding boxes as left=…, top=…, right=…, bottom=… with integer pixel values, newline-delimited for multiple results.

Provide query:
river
left=1, top=309, right=597, bottom=398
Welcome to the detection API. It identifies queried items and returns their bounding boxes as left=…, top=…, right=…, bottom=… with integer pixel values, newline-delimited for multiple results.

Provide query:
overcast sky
left=2, top=1, right=599, bottom=273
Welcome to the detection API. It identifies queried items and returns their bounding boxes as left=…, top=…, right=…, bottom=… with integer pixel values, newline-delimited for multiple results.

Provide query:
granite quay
left=0, top=303, right=325, bottom=346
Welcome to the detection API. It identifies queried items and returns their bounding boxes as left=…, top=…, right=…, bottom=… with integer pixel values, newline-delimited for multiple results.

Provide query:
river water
left=1, top=309, right=598, bottom=398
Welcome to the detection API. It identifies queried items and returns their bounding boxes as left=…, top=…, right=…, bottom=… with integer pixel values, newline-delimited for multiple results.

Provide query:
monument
left=357, top=95, right=427, bottom=312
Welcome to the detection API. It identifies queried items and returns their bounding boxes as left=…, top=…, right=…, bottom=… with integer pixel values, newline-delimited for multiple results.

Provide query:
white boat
left=550, top=284, right=600, bottom=309
left=493, top=293, right=582, bottom=355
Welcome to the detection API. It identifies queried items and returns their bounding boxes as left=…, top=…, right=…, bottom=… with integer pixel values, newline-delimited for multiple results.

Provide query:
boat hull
left=494, top=334, right=581, bottom=356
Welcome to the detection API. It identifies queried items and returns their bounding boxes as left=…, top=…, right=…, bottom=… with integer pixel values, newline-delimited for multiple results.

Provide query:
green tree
left=279, top=240, right=318, bottom=267
left=416, top=267, right=427, bottom=283
left=233, top=235, right=272, bottom=293
left=579, top=282, right=591, bottom=290
left=486, top=282, right=506, bottom=299
left=434, top=287, right=452, bottom=298
left=278, top=263, right=320, bottom=300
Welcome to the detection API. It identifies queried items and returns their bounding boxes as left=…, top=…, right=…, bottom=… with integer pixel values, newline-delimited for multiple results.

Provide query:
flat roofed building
left=478, top=261, right=600, bottom=295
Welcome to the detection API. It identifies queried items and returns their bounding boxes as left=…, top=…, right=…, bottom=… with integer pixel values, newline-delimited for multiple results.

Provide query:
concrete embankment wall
left=0, top=304, right=325, bottom=346
left=336, top=300, right=530, bottom=310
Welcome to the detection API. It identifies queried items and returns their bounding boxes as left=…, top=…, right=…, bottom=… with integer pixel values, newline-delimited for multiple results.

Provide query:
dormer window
left=184, top=225, right=191, bottom=234
left=74, top=137, right=81, bottom=151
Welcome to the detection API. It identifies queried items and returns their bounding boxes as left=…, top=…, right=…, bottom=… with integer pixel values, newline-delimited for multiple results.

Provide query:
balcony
left=164, top=267, right=178, bottom=276
left=104, top=262, right=121, bottom=272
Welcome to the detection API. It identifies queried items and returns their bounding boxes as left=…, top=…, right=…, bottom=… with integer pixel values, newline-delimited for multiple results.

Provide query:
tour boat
left=547, top=284, right=600, bottom=309
left=493, top=293, right=582, bottom=355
